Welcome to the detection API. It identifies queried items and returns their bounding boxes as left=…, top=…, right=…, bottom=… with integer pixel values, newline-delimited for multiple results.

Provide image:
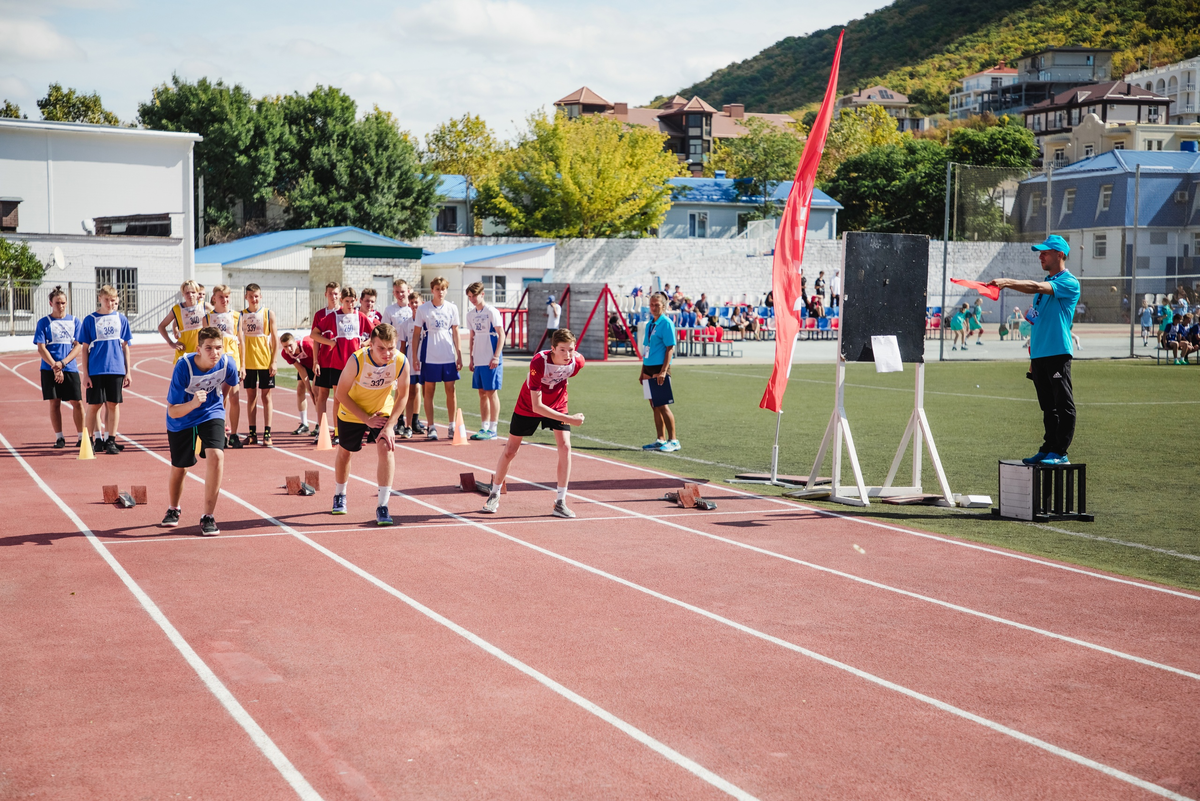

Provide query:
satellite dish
left=52, top=246, right=66, bottom=271
left=81, top=218, right=96, bottom=235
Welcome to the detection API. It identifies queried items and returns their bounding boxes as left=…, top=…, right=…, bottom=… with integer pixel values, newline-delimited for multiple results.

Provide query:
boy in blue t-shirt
left=1162, top=314, right=1192, bottom=365
left=32, top=286, right=84, bottom=448
left=78, top=285, right=133, bottom=456
left=1139, top=302, right=1154, bottom=346
left=162, top=326, right=240, bottom=535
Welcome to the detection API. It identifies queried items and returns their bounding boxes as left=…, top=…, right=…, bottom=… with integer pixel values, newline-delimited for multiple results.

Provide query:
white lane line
left=270, top=444, right=1195, bottom=801
left=376, top=444, right=1200, bottom=683
left=13, top=358, right=1200, bottom=598
left=112, top=430, right=758, bottom=801
left=0, top=429, right=323, bottom=801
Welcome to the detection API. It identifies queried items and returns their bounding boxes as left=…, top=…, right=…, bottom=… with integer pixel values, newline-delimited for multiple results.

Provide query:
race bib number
left=243, top=311, right=266, bottom=337
left=49, top=320, right=75, bottom=345
left=94, top=316, right=121, bottom=341
left=211, top=312, right=236, bottom=336
left=358, top=362, right=396, bottom=390
left=180, top=306, right=203, bottom=331
left=337, top=313, right=360, bottom=340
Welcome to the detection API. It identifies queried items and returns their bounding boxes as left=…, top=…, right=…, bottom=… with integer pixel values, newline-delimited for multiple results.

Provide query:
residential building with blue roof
left=420, top=241, right=554, bottom=307
left=1012, top=150, right=1200, bottom=317
left=431, top=175, right=503, bottom=236
left=660, top=175, right=842, bottom=240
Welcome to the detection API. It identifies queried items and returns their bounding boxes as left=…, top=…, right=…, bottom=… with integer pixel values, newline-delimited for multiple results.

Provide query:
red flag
left=760, top=30, right=844, bottom=413
left=950, top=278, right=1000, bottom=301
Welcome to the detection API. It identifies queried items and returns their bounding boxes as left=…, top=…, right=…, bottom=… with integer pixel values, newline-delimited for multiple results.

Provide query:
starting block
left=661, top=482, right=717, bottom=511
left=459, top=473, right=506, bottom=495
left=102, top=485, right=120, bottom=505
left=131, top=485, right=147, bottom=505
left=305, top=470, right=320, bottom=491
left=284, top=476, right=317, bottom=496
left=104, top=484, right=144, bottom=508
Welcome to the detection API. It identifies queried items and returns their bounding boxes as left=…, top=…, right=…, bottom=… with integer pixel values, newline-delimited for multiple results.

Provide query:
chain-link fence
left=0, top=279, right=312, bottom=337
left=951, top=164, right=1033, bottom=243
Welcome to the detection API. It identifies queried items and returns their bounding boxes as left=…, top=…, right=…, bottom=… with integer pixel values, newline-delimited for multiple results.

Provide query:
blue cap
left=1031, top=235, right=1070, bottom=257
left=547, top=295, right=555, bottom=304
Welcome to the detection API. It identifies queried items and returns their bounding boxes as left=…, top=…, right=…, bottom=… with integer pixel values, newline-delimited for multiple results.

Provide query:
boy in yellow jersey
left=332, top=323, right=409, bottom=525
left=204, top=285, right=244, bottom=448
left=237, top=283, right=280, bottom=446
left=157, top=280, right=205, bottom=363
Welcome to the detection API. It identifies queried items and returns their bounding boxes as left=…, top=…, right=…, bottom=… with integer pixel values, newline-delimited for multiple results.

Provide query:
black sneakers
left=199, top=515, right=219, bottom=536
left=53, top=437, right=66, bottom=449
left=161, top=508, right=181, bottom=527
left=228, top=433, right=244, bottom=448
left=104, top=438, right=120, bottom=455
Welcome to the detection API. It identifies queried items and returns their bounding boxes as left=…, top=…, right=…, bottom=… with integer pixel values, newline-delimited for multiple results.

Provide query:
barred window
left=95, top=267, right=138, bottom=315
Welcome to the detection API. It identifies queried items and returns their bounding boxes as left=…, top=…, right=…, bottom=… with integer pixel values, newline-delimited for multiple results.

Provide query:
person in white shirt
left=546, top=294, right=562, bottom=339
left=830, top=269, right=841, bottom=308
left=411, top=276, right=463, bottom=440
left=464, top=282, right=506, bottom=440
left=381, top=278, right=413, bottom=329
left=395, top=292, right=424, bottom=438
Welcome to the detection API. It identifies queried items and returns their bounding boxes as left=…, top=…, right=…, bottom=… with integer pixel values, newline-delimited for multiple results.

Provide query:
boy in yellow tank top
left=237, top=283, right=279, bottom=446
left=204, top=285, right=243, bottom=448
left=332, top=323, right=409, bottom=525
left=157, top=280, right=205, bottom=363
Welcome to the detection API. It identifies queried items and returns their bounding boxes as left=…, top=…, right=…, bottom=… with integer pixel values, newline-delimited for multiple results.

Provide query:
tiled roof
left=554, top=86, right=612, bottom=107
left=1027, top=81, right=1168, bottom=110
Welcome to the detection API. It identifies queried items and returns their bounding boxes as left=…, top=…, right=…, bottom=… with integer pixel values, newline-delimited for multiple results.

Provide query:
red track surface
left=2, top=345, right=1198, bottom=800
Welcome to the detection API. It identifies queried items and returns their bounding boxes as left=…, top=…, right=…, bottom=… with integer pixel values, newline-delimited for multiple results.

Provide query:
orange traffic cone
left=315, top=413, right=333, bottom=451
left=78, top=428, right=95, bottom=460
left=451, top=409, right=469, bottom=446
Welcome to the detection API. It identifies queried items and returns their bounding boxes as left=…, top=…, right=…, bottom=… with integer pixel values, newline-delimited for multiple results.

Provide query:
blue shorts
left=472, top=364, right=503, bottom=391
left=420, top=362, right=460, bottom=383
left=409, top=372, right=424, bottom=386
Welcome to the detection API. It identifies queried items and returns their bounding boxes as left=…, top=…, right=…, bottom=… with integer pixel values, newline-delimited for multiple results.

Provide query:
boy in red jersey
left=280, top=332, right=317, bottom=434
left=480, top=328, right=584, bottom=519
left=310, top=286, right=373, bottom=445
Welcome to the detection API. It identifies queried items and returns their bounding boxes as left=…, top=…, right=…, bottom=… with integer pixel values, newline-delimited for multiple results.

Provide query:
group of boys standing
left=32, top=276, right=586, bottom=536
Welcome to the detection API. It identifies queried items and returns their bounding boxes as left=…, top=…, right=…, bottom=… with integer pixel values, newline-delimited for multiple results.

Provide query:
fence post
left=293, top=287, right=298, bottom=330
left=8, top=279, right=14, bottom=336
left=67, top=281, right=73, bottom=315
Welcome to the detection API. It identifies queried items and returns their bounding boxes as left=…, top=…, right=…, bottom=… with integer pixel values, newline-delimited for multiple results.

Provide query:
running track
left=1, top=345, right=1198, bottom=800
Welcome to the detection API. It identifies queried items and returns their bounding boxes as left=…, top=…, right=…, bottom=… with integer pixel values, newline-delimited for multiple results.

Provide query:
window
left=564, top=104, right=581, bottom=119
left=0, top=198, right=19, bottom=231
left=1099, top=184, right=1113, bottom=212
left=94, top=213, right=172, bottom=237
left=737, top=213, right=751, bottom=235
left=1027, top=191, right=1042, bottom=221
left=991, top=77, right=1003, bottom=89
left=1145, top=139, right=1163, bottom=151
left=1071, top=108, right=1081, bottom=126
left=1083, top=143, right=1094, bottom=157
left=96, top=268, right=138, bottom=315
left=1093, top=233, right=1107, bottom=258
left=688, top=212, right=708, bottom=238
left=1063, top=188, right=1076, bottom=213
left=1112, top=141, right=1125, bottom=150
left=435, top=205, right=458, bottom=233
left=1053, top=147, right=1066, bottom=165
left=1147, top=106, right=1160, bottom=123
left=1150, top=231, right=1168, bottom=245
left=688, top=139, right=704, bottom=160
left=1033, top=116, right=1042, bottom=131
left=480, top=275, right=507, bottom=304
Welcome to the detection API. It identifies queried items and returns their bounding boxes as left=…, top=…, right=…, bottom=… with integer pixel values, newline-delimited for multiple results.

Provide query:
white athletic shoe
left=552, top=500, right=576, bottom=519
left=481, top=493, right=500, bottom=514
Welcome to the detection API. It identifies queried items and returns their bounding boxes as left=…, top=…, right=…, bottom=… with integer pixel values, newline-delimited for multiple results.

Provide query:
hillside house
left=983, top=47, right=1115, bottom=117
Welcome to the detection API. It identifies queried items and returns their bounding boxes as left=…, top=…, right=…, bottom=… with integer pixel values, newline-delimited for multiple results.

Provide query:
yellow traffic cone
left=77, top=428, right=95, bottom=460
left=315, top=412, right=333, bottom=451
left=452, top=408, right=469, bottom=446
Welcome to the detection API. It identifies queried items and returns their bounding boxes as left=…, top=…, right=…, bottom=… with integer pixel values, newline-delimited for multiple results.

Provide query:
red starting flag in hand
left=951, top=278, right=1001, bottom=301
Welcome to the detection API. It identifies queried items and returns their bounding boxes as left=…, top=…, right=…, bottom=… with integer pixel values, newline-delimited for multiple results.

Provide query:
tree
left=275, top=86, right=358, bottom=196
left=287, top=107, right=439, bottom=240
left=423, top=114, right=503, bottom=234
left=822, top=138, right=949, bottom=236
left=819, top=104, right=907, bottom=182
left=476, top=112, right=686, bottom=238
left=1, top=100, right=25, bottom=119
left=708, top=116, right=806, bottom=218
left=0, top=239, right=46, bottom=281
left=37, top=83, right=120, bottom=125
left=947, top=117, right=1039, bottom=168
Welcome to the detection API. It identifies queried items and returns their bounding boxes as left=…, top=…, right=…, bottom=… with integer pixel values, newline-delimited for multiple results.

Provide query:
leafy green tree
left=423, top=113, right=503, bottom=234
left=139, top=76, right=278, bottom=233
left=476, top=112, right=685, bottom=238
left=708, top=116, right=806, bottom=218
left=287, top=107, right=438, bottom=240
left=823, top=139, right=950, bottom=236
left=947, top=117, right=1038, bottom=168
left=1, top=100, right=25, bottom=119
left=0, top=239, right=46, bottom=281
left=819, top=104, right=907, bottom=182
left=275, top=86, right=358, bottom=195
left=37, top=83, right=120, bottom=125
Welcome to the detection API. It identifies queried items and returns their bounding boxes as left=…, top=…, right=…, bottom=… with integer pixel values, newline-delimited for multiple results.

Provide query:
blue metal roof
left=421, top=242, right=554, bottom=265
left=668, top=177, right=842, bottom=209
left=437, top=174, right=477, bottom=202
left=1023, top=151, right=1200, bottom=182
left=195, top=227, right=421, bottom=266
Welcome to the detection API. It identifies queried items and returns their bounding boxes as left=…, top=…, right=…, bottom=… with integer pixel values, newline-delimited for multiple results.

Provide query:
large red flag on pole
left=760, top=31, right=844, bottom=413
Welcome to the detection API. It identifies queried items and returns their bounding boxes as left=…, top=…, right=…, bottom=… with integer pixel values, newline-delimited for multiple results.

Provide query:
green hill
left=668, top=0, right=1200, bottom=115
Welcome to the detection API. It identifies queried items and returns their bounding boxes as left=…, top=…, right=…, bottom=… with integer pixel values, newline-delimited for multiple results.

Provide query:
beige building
left=1125, top=57, right=1200, bottom=126
left=834, top=85, right=928, bottom=132
left=1039, top=113, right=1200, bottom=166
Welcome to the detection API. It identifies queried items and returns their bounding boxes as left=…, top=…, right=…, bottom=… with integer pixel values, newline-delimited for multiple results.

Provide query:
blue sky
left=2, top=0, right=891, bottom=140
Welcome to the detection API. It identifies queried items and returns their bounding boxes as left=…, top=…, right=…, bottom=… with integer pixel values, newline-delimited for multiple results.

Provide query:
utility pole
left=939, top=161, right=952, bottom=362
left=197, top=175, right=205, bottom=248
left=1129, top=164, right=1141, bottom=357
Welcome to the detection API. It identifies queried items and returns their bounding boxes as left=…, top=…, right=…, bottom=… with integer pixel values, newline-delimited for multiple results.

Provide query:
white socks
left=556, top=487, right=567, bottom=502
left=299, top=409, right=308, bottom=426
left=485, top=420, right=498, bottom=433
left=378, top=486, right=390, bottom=507
left=335, top=482, right=347, bottom=496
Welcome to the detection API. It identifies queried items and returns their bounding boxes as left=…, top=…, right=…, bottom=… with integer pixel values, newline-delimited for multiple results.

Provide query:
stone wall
left=308, top=246, right=422, bottom=322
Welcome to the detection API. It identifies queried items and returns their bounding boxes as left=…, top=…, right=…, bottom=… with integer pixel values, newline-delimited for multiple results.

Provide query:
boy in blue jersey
left=78, top=285, right=133, bottom=456
left=465, top=282, right=506, bottom=440
left=162, top=327, right=240, bottom=535
left=1139, top=301, right=1154, bottom=346
left=1162, top=313, right=1193, bottom=364
left=989, top=235, right=1080, bottom=466
left=33, top=286, right=84, bottom=448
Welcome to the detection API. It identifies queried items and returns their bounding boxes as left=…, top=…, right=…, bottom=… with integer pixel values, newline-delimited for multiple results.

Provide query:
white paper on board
left=871, top=335, right=903, bottom=373
left=642, top=379, right=652, bottom=400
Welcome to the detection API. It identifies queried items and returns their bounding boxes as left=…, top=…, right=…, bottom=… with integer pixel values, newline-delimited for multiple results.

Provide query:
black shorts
left=166, top=418, right=226, bottom=469
left=41, top=370, right=82, bottom=401
left=640, top=364, right=675, bottom=407
left=315, top=366, right=342, bottom=389
left=86, top=374, right=124, bottom=405
left=509, top=411, right=569, bottom=437
left=293, top=363, right=314, bottom=382
left=243, top=369, right=275, bottom=389
left=336, top=419, right=383, bottom=452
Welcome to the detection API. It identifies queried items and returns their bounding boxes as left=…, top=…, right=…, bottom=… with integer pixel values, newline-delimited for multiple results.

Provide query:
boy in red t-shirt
left=280, top=332, right=317, bottom=434
left=480, top=328, right=585, bottom=519
left=309, top=286, right=373, bottom=445
left=309, top=282, right=340, bottom=441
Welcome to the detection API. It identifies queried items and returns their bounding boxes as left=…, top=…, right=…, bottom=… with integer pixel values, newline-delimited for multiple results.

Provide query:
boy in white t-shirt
left=411, top=277, right=462, bottom=441
left=465, top=281, right=506, bottom=440
left=381, top=278, right=412, bottom=330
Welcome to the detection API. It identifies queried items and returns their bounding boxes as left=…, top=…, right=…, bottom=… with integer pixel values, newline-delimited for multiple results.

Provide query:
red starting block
left=460, top=473, right=506, bottom=495
left=305, top=470, right=320, bottom=491
left=131, top=485, right=147, bottom=505
left=662, top=482, right=717, bottom=511
left=284, top=476, right=317, bottom=496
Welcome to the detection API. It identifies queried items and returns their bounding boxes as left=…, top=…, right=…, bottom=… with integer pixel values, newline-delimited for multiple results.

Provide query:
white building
left=0, top=118, right=200, bottom=329
left=949, top=64, right=1019, bottom=120
left=1126, top=57, right=1200, bottom=126
left=420, top=242, right=554, bottom=309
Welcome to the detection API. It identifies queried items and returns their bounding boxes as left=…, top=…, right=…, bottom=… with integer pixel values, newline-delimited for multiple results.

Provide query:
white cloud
left=395, top=0, right=559, bottom=49
left=0, top=17, right=86, bottom=62
left=282, top=38, right=341, bottom=60
left=0, top=75, right=30, bottom=97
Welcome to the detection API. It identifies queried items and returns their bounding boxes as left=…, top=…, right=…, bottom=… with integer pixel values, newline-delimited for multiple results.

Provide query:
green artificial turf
left=274, top=358, right=1200, bottom=591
